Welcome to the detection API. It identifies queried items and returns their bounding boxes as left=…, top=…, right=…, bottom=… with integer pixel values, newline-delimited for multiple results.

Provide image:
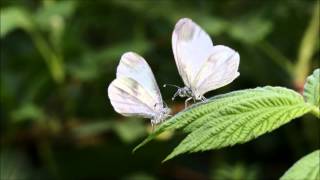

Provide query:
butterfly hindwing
left=108, top=77, right=156, bottom=118
left=193, top=45, right=240, bottom=97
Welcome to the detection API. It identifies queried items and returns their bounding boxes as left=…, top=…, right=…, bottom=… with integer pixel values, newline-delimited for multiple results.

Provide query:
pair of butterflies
left=108, top=18, right=240, bottom=126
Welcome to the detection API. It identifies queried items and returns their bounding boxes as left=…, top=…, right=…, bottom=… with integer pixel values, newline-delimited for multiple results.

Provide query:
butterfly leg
left=172, top=91, right=179, bottom=100
left=201, top=96, right=207, bottom=102
left=185, top=97, right=193, bottom=108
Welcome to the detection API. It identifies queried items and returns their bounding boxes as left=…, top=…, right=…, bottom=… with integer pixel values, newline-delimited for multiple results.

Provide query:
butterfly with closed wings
left=108, top=52, right=171, bottom=126
left=166, top=18, right=240, bottom=107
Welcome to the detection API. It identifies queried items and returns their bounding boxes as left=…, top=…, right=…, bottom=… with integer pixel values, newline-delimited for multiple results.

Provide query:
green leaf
left=280, top=150, right=319, bottom=180
left=228, top=17, right=273, bottom=44
left=133, top=86, right=313, bottom=161
left=304, top=69, right=320, bottom=107
left=11, top=103, right=45, bottom=123
left=73, top=119, right=147, bottom=143
left=113, top=120, right=147, bottom=143
left=0, top=7, right=34, bottom=37
left=34, top=0, right=76, bottom=30
left=123, top=172, right=156, bottom=180
left=211, top=162, right=259, bottom=180
left=195, top=17, right=229, bottom=36
left=72, top=121, right=114, bottom=137
left=69, top=39, right=152, bottom=81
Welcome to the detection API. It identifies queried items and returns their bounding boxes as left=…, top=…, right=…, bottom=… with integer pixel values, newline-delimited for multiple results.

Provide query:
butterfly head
left=173, top=86, right=193, bottom=100
left=163, top=84, right=193, bottom=100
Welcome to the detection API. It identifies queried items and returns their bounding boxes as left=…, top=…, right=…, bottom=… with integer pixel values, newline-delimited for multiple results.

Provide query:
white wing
left=116, top=52, right=163, bottom=105
left=172, top=18, right=213, bottom=88
left=108, top=77, right=157, bottom=118
left=193, top=45, right=240, bottom=97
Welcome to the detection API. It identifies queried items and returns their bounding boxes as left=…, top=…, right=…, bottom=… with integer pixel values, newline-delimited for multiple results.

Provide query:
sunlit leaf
left=134, top=87, right=313, bottom=161
left=280, top=150, right=319, bottom=180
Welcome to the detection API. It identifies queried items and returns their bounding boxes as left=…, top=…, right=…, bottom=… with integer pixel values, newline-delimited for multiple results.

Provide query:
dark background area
left=0, top=0, right=319, bottom=179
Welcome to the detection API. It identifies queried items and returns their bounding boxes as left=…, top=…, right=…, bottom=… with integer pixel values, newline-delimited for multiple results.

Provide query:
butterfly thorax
left=176, top=87, right=193, bottom=98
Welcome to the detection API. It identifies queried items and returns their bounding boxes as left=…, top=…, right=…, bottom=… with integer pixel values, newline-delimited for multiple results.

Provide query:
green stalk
left=294, top=2, right=319, bottom=90
left=28, top=30, right=65, bottom=84
left=258, top=41, right=294, bottom=75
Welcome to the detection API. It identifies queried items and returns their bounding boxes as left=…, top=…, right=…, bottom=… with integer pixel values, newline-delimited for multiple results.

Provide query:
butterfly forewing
left=116, top=52, right=163, bottom=105
left=172, top=18, right=213, bottom=88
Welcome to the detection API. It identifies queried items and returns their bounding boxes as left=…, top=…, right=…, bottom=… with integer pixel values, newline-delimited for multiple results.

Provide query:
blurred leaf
left=0, top=7, right=34, bottom=37
left=228, top=17, right=273, bottom=44
left=134, top=87, right=313, bottom=161
left=114, top=120, right=147, bottom=143
left=212, top=163, right=259, bottom=180
left=11, top=103, right=45, bottom=123
left=34, top=0, right=76, bottom=56
left=0, top=150, right=30, bottom=180
left=69, top=39, right=152, bottom=81
left=34, top=0, right=76, bottom=30
left=123, top=172, right=156, bottom=180
left=280, top=150, right=319, bottom=180
left=304, top=69, right=320, bottom=107
left=73, top=121, right=114, bottom=137
left=197, top=16, right=229, bottom=36
left=111, top=0, right=178, bottom=21
left=73, top=119, right=147, bottom=143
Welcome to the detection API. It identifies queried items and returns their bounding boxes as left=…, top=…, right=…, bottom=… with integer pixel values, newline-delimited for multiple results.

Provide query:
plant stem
left=257, top=41, right=294, bottom=75
left=28, top=30, right=65, bottom=84
left=293, top=1, right=319, bottom=92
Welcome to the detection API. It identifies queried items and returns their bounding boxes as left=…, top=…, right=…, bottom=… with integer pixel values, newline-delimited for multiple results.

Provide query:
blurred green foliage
left=0, top=0, right=319, bottom=179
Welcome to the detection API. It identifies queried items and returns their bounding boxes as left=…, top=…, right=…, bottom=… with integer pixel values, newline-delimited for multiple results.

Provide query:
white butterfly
left=166, top=18, right=240, bottom=106
left=108, top=52, right=171, bottom=126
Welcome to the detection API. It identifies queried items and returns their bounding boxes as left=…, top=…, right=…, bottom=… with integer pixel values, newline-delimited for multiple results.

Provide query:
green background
left=0, top=0, right=319, bottom=179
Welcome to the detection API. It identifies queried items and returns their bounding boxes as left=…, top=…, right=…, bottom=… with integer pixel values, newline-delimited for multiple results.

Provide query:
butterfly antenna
left=163, top=84, right=180, bottom=89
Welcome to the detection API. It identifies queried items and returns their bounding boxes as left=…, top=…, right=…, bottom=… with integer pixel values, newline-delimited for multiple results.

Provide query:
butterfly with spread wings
left=166, top=18, right=240, bottom=107
left=108, top=52, right=170, bottom=126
